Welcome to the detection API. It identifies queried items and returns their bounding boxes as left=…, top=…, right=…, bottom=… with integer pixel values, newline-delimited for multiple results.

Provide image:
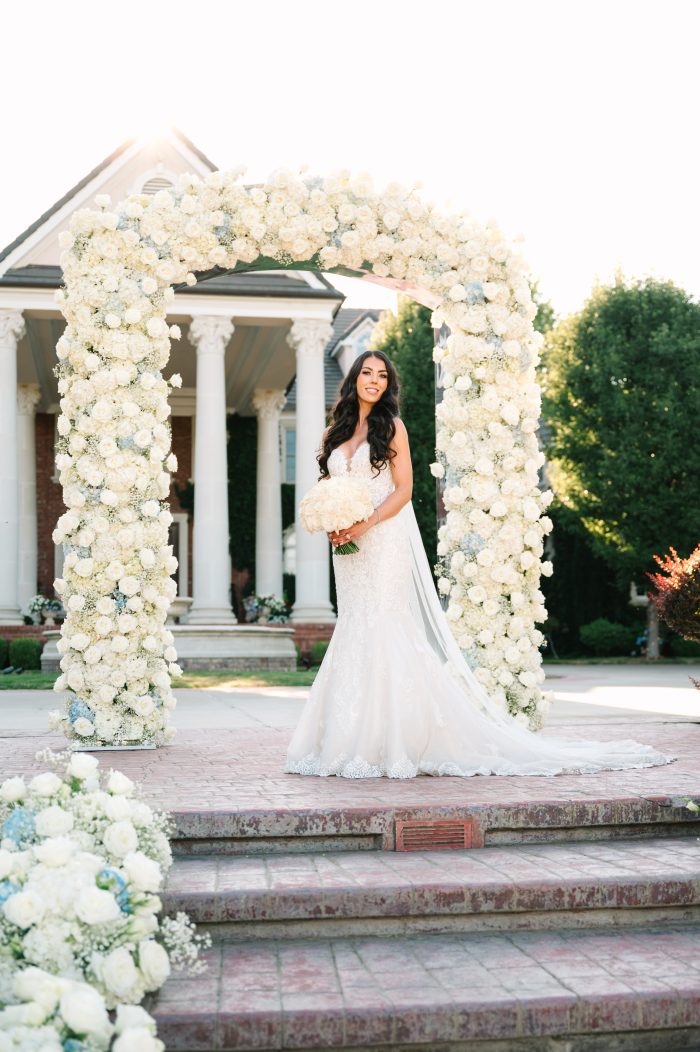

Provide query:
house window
left=141, top=176, right=174, bottom=196
left=284, top=428, right=296, bottom=483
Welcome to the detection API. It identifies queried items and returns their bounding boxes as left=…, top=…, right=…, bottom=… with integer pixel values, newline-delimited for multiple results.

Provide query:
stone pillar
left=286, top=319, right=335, bottom=623
left=0, top=310, right=25, bottom=624
left=252, top=389, right=286, bottom=599
left=188, top=316, right=236, bottom=624
left=17, top=384, right=41, bottom=613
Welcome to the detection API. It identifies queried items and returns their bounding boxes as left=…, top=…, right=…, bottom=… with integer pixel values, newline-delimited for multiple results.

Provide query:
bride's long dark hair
left=318, top=349, right=400, bottom=479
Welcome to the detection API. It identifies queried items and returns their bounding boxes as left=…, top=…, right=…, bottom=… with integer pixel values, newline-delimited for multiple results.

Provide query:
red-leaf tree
left=648, top=543, right=700, bottom=644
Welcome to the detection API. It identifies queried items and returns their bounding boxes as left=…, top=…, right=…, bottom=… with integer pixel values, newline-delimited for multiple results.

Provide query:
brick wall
left=292, top=622, right=335, bottom=658
left=35, top=413, right=63, bottom=597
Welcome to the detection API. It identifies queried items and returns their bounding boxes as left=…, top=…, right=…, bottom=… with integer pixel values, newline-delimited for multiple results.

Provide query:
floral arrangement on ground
left=0, top=751, right=207, bottom=1050
left=56, top=166, right=552, bottom=735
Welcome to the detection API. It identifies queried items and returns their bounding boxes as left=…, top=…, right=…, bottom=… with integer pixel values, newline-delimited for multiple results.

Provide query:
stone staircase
left=152, top=795, right=700, bottom=1051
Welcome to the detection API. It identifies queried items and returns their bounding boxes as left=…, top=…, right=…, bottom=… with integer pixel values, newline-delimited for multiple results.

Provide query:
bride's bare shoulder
left=392, top=417, right=409, bottom=443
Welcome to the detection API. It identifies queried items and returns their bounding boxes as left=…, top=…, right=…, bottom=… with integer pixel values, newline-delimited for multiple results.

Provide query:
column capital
left=189, top=315, right=234, bottom=354
left=252, top=388, right=286, bottom=421
left=17, top=384, right=41, bottom=416
left=0, top=309, right=25, bottom=348
left=287, top=318, right=333, bottom=358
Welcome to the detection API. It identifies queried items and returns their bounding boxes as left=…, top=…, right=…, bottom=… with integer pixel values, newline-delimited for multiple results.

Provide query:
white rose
left=119, top=576, right=141, bottom=597
left=99, top=947, right=140, bottom=998
left=103, top=820, right=138, bottom=857
left=115, top=1004, right=158, bottom=1033
left=33, top=836, right=75, bottom=867
left=28, top=772, right=62, bottom=797
left=76, top=887, right=122, bottom=925
left=429, top=462, right=445, bottom=479
left=74, top=718, right=96, bottom=737
left=103, top=794, right=133, bottom=821
left=107, top=770, right=135, bottom=796
left=1, top=776, right=26, bottom=802
left=60, top=985, right=110, bottom=1035
left=146, top=317, right=168, bottom=338
left=123, top=851, right=162, bottom=892
left=113, top=1027, right=162, bottom=1052
left=35, top=805, right=74, bottom=837
left=4, top=888, right=46, bottom=927
left=138, top=939, right=171, bottom=991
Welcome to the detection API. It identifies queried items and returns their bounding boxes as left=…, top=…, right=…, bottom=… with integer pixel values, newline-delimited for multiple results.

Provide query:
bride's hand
left=329, top=517, right=373, bottom=546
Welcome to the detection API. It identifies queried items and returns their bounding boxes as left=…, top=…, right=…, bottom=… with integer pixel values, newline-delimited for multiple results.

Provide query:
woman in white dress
left=285, top=351, right=671, bottom=779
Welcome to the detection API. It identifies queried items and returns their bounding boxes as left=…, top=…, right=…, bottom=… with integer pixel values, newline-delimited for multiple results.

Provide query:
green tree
left=531, top=280, right=556, bottom=335
left=371, top=297, right=437, bottom=560
left=541, top=276, right=700, bottom=657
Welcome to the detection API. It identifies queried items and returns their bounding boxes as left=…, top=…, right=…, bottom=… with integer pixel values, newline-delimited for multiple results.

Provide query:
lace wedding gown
left=285, top=442, right=672, bottom=779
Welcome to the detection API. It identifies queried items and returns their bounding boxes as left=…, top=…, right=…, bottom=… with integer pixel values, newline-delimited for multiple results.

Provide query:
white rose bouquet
left=299, top=477, right=374, bottom=554
left=0, top=750, right=207, bottom=1045
left=0, top=967, right=163, bottom=1051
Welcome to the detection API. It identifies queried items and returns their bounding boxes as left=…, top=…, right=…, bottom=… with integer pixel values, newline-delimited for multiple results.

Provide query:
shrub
left=9, top=638, right=43, bottom=670
left=579, top=619, right=635, bottom=656
left=668, top=635, right=700, bottom=658
left=310, top=640, right=329, bottom=665
left=0, top=638, right=8, bottom=668
left=648, top=543, right=700, bottom=644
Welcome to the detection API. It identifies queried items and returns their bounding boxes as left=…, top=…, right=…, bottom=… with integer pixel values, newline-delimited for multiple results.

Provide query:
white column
left=0, top=310, right=25, bottom=625
left=252, top=389, right=286, bottom=598
left=17, top=384, right=41, bottom=613
left=287, top=318, right=336, bottom=623
left=187, top=315, right=236, bottom=624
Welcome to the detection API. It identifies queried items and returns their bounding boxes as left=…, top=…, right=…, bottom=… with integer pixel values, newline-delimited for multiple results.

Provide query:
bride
left=285, top=350, right=672, bottom=779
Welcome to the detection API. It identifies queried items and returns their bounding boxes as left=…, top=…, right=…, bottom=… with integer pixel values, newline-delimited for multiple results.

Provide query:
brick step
left=163, top=838, right=700, bottom=941
left=151, top=925, right=700, bottom=1051
left=171, top=794, right=699, bottom=856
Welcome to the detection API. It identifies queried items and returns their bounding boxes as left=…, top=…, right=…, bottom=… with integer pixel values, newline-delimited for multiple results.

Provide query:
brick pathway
left=153, top=927, right=700, bottom=1049
left=1, top=720, right=697, bottom=817
left=164, top=838, right=700, bottom=929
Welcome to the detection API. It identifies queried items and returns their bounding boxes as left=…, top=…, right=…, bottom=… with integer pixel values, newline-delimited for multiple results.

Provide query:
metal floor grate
left=395, top=819, right=475, bottom=851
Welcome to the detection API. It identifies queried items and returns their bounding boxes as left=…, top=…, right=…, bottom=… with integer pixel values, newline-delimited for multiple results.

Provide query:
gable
left=0, top=130, right=216, bottom=274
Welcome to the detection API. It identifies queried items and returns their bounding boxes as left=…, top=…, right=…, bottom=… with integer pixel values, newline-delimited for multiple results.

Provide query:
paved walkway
left=1, top=663, right=698, bottom=819
left=1, top=662, right=699, bottom=733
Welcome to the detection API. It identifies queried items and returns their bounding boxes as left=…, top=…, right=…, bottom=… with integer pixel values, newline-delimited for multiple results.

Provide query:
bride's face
left=356, top=356, right=389, bottom=405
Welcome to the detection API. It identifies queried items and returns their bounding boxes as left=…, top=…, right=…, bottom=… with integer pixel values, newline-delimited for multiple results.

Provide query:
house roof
left=0, top=262, right=344, bottom=301
left=284, top=308, right=382, bottom=411
left=0, top=129, right=216, bottom=267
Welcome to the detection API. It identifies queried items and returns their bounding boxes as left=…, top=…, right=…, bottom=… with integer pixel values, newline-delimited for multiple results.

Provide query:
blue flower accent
left=116, top=888, right=133, bottom=914
left=111, top=590, right=128, bottom=612
left=117, top=436, right=135, bottom=450
left=68, top=699, right=94, bottom=724
left=64, top=1039, right=87, bottom=1051
left=214, top=216, right=230, bottom=240
left=97, top=867, right=126, bottom=893
left=486, top=334, right=503, bottom=349
left=464, top=282, right=485, bottom=304
left=97, top=867, right=132, bottom=913
left=460, top=532, right=485, bottom=556
left=0, top=879, right=20, bottom=904
left=2, top=808, right=36, bottom=846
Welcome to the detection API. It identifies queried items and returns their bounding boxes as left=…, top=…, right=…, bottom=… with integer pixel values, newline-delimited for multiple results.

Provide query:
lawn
left=1, top=657, right=697, bottom=691
left=0, top=668, right=319, bottom=690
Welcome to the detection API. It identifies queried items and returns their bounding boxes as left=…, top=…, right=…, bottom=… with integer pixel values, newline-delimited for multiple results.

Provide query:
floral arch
left=52, top=167, right=553, bottom=748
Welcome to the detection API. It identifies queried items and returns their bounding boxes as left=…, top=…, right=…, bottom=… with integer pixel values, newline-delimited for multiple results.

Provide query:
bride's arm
left=334, top=419, right=413, bottom=544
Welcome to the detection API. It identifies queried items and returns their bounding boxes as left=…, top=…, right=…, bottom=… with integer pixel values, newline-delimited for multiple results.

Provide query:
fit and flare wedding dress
left=285, top=442, right=672, bottom=779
